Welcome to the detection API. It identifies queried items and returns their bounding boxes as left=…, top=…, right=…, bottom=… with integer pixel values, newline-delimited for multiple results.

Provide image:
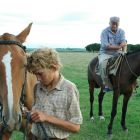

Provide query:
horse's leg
left=20, top=118, right=33, bottom=140
left=0, top=125, right=11, bottom=140
left=1, top=132, right=12, bottom=140
left=27, top=131, right=38, bottom=140
left=107, top=90, right=119, bottom=135
left=89, top=81, right=94, bottom=120
left=121, top=93, right=131, bottom=131
left=98, top=88, right=105, bottom=120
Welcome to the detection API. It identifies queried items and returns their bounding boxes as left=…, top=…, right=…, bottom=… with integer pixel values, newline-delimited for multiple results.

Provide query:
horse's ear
left=16, top=23, right=33, bottom=43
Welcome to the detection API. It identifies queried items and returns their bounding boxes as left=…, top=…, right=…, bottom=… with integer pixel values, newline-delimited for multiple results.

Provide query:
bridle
left=0, top=40, right=27, bottom=139
left=0, top=40, right=26, bottom=52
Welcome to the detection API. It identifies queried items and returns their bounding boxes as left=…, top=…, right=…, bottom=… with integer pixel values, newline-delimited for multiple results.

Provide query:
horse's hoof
left=107, top=129, right=112, bottom=136
left=90, top=116, right=94, bottom=121
left=122, top=128, right=128, bottom=133
left=99, top=116, right=105, bottom=120
left=107, top=133, right=113, bottom=139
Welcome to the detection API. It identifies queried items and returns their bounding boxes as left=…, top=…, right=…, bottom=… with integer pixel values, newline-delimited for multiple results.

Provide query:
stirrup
left=103, top=87, right=112, bottom=93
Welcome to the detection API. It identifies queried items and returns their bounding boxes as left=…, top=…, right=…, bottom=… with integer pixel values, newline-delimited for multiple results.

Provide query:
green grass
left=10, top=52, right=140, bottom=140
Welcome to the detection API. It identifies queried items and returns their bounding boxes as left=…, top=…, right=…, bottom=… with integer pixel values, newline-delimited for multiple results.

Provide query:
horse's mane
left=126, top=49, right=140, bottom=56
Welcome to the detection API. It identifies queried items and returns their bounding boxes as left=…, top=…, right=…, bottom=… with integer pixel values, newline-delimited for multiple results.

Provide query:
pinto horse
left=0, top=23, right=37, bottom=140
left=88, top=52, right=139, bottom=135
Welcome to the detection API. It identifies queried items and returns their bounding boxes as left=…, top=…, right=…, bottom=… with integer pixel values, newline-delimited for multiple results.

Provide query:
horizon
left=25, top=42, right=140, bottom=49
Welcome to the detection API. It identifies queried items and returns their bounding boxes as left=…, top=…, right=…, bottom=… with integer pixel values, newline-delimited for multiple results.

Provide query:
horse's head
left=0, top=23, right=32, bottom=131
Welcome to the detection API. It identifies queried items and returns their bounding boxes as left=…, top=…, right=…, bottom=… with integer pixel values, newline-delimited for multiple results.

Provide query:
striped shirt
left=31, top=75, right=83, bottom=139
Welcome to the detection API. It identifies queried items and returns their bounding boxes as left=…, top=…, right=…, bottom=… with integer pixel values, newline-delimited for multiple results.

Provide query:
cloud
left=0, top=0, right=140, bottom=48
left=60, top=12, right=90, bottom=22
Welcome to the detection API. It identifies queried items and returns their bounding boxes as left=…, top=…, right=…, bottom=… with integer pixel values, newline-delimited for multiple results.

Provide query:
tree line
left=85, top=43, right=140, bottom=52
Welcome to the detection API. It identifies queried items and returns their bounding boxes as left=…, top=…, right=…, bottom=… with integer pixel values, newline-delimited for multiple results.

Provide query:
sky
left=0, top=0, right=140, bottom=48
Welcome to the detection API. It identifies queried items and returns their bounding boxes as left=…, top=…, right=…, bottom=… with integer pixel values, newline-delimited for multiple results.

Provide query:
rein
left=0, top=126, right=6, bottom=140
left=124, top=55, right=138, bottom=78
left=36, top=122, right=49, bottom=140
left=33, top=86, right=50, bottom=140
left=38, top=122, right=49, bottom=140
left=20, top=67, right=27, bottom=107
left=24, top=112, right=31, bottom=140
left=0, top=102, right=5, bottom=140
left=117, top=54, right=138, bottom=94
left=117, top=54, right=125, bottom=94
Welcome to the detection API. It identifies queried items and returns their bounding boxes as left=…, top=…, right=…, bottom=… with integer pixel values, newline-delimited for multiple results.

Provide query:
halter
left=0, top=40, right=26, bottom=52
left=0, top=40, right=27, bottom=139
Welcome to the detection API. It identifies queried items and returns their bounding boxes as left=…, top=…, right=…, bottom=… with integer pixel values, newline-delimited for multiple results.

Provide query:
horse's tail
left=87, top=57, right=100, bottom=88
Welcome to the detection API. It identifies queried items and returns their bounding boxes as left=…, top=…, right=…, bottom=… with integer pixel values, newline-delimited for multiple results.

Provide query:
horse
left=88, top=52, right=139, bottom=135
left=0, top=23, right=37, bottom=140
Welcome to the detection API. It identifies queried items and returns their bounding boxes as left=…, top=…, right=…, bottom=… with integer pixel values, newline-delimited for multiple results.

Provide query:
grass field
left=10, top=52, right=140, bottom=140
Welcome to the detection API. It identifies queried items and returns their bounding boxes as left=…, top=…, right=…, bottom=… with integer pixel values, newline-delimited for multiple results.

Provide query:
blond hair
left=27, top=48, right=62, bottom=73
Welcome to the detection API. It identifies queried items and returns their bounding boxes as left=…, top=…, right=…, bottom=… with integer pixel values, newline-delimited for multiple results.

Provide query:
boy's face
left=34, top=68, right=55, bottom=86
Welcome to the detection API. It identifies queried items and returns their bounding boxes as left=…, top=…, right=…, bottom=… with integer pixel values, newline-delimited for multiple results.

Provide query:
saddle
left=107, top=54, right=123, bottom=75
left=95, top=54, right=124, bottom=89
left=95, top=54, right=123, bottom=76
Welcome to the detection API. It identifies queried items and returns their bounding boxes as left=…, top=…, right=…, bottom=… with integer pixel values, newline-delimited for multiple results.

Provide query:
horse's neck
left=126, top=52, right=140, bottom=76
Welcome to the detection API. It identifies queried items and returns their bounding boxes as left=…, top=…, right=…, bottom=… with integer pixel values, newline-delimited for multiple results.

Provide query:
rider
left=98, top=16, right=127, bottom=92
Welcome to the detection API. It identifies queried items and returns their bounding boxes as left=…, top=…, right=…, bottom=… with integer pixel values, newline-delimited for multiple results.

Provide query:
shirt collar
left=55, top=74, right=64, bottom=90
left=108, top=26, right=119, bottom=34
left=39, top=74, right=64, bottom=92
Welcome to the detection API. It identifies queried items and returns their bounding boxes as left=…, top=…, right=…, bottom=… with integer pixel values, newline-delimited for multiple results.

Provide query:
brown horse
left=0, top=23, right=37, bottom=140
left=88, top=53, right=139, bottom=135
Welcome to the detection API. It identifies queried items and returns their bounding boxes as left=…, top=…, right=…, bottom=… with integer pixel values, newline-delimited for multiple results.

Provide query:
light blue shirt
left=99, top=26, right=126, bottom=55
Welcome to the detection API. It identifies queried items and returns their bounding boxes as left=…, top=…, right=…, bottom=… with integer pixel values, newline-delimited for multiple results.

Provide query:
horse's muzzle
left=2, top=113, right=22, bottom=131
